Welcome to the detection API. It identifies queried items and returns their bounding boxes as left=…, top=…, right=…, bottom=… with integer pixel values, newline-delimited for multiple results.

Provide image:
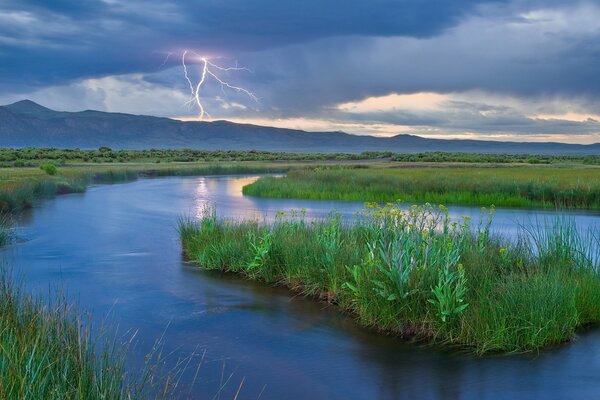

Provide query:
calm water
left=2, top=175, right=600, bottom=399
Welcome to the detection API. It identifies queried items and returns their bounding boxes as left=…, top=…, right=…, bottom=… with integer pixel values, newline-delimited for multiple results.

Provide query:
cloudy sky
left=1, top=0, right=600, bottom=142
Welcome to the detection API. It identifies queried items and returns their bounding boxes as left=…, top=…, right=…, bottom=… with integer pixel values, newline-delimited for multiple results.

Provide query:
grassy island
left=243, top=165, right=600, bottom=209
left=180, top=203, right=600, bottom=354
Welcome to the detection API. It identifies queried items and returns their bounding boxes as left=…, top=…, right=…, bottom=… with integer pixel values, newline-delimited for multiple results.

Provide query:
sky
left=1, top=0, right=600, bottom=143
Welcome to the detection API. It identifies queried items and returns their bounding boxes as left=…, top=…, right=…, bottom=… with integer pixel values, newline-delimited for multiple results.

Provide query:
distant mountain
left=1, top=100, right=600, bottom=154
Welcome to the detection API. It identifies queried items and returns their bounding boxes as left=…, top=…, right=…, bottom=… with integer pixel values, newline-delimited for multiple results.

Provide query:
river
left=2, top=175, right=600, bottom=399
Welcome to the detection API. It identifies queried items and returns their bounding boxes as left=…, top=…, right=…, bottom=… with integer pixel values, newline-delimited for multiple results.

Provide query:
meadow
left=4, top=149, right=600, bottom=212
left=243, top=164, right=600, bottom=209
left=0, top=148, right=392, bottom=166
left=2, top=148, right=600, bottom=167
left=180, top=203, right=600, bottom=354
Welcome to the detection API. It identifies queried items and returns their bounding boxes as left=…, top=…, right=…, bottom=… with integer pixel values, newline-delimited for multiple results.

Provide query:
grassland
left=5, top=149, right=600, bottom=212
left=0, top=148, right=392, bottom=167
left=243, top=164, right=600, bottom=209
left=2, top=148, right=600, bottom=166
left=180, top=203, right=600, bottom=354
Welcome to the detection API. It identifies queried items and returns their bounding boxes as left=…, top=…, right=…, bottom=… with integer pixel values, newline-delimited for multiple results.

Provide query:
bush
left=40, top=162, right=58, bottom=175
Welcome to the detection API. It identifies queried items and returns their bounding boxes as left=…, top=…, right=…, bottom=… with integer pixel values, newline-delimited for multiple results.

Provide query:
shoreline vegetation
left=180, top=203, right=600, bottom=354
left=0, top=161, right=298, bottom=213
left=0, top=158, right=294, bottom=398
left=243, top=165, right=600, bottom=209
left=0, top=271, right=182, bottom=399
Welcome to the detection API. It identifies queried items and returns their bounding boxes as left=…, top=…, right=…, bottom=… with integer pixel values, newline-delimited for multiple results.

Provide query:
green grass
left=0, top=148, right=394, bottom=166
left=243, top=165, right=600, bottom=209
left=0, top=271, right=183, bottom=399
left=180, top=203, right=600, bottom=354
left=3, top=148, right=600, bottom=167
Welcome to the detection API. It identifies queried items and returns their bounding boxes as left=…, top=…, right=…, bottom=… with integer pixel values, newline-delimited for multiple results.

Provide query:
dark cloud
left=231, top=4, right=600, bottom=118
left=0, top=0, right=502, bottom=90
left=1, top=0, right=600, bottom=141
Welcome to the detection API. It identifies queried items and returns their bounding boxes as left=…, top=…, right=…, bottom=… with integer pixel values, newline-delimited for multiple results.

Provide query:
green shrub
left=40, top=162, right=58, bottom=175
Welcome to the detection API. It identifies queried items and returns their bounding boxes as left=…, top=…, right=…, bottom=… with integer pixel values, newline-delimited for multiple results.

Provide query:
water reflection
left=2, top=175, right=600, bottom=399
left=189, top=175, right=600, bottom=240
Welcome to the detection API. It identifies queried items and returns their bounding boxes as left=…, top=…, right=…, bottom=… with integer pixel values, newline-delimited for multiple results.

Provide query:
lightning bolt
left=181, top=50, right=257, bottom=120
left=159, top=52, right=172, bottom=69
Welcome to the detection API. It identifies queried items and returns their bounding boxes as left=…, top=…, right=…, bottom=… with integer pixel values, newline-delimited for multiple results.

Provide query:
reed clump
left=0, top=212, right=11, bottom=246
left=180, top=203, right=600, bottom=354
left=0, top=271, right=183, bottom=399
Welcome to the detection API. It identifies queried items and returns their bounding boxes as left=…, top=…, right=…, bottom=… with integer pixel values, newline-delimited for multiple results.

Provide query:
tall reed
left=0, top=271, right=184, bottom=399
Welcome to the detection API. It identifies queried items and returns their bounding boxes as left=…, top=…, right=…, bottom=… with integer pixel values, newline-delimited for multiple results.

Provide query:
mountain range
left=1, top=100, right=599, bottom=154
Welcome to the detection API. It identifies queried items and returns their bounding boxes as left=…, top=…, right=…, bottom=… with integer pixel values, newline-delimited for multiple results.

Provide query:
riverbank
left=243, top=165, right=600, bottom=209
left=0, top=161, right=307, bottom=398
left=0, top=270, right=177, bottom=399
left=0, top=161, right=306, bottom=213
left=180, top=203, right=600, bottom=354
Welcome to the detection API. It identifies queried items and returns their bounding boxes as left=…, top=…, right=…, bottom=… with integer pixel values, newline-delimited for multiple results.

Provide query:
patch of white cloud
left=81, top=75, right=190, bottom=115
left=337, top=93, right=447, bottom=113
left=335, top=90, right=600, bottom=124
left=0, top=73, right=189, bottom=116
left=517, top=3, right=600, bottom=34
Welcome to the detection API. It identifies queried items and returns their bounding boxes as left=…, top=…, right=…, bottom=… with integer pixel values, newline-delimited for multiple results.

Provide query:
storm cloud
left=1, top=0, right=599, bottom=142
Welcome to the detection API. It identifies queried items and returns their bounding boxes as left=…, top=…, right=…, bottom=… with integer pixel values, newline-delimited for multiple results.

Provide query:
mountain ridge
left=1, top=100, right=599, bottom=154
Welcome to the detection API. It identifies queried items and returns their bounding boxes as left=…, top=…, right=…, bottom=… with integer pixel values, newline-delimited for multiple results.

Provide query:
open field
left=243, top=164, right=600, bottom=209
left=1, top=148, right=600, bottom=167
left=180, top=203, right=600, bottom=354
left=0, top=148, right=392, bottom=166
left=5, top=149, right=600, bottom=212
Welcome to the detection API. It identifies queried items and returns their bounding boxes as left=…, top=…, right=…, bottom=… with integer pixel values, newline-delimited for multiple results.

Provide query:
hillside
left=1, top=100, right=599, bottom=154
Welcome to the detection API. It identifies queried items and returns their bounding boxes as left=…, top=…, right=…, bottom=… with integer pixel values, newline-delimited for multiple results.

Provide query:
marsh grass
left=242, top=166, right=600, bottom=209
left=0, top=161, right=297, bottom=212
left=180, top=203, right=600, bottom=354
left=0, top=212, right=12, bottom=246
left=0, top=270, right=191, bottom=399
